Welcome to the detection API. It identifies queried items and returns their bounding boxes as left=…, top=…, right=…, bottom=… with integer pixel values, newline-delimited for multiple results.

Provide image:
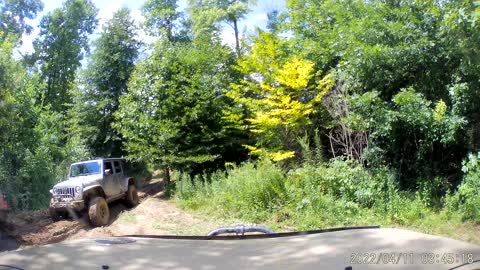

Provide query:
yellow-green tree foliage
left=228, top=32, right=334, bottom=161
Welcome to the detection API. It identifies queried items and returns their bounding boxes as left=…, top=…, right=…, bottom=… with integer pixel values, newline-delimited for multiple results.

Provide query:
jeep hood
left=54, top=175, right=101, bottom=188
left=1, top=228, right=479, bottom=270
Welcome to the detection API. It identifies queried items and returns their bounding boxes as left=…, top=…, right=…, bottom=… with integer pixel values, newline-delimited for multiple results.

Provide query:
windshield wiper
left=207, top=224, right=274, bottom=236
left=120, top=226, right=380, bottom=240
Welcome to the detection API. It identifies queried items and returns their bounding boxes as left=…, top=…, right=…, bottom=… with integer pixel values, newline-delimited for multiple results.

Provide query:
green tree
left=188, top=0, right=255, bottom=54
left=285, top=0, right=480, bottom=186
left=0, top=33, right=90, bottom=210
left=79, top=8, right=141, bottom=157
left=266, top=9, right=282, bottom=34
left=32, top=0, right=98, bottom=112
left=142, top=0, right=183, bottom=41
left=0, top=0, right=43, bottom=41
left=115, top=38, right=245, bottom=182
left=229, top=32, right=334, bottom=161
left=0, top=35, right=37, bottom=209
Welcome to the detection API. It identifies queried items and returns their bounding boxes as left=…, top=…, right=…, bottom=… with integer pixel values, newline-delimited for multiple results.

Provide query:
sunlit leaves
left=276, top=58, right=314, bottom=90
left=142, top=0, right=185, bottom=41
left=229, top=33, right=334, bottom=161
left=433, top=100, right=447, bottom=122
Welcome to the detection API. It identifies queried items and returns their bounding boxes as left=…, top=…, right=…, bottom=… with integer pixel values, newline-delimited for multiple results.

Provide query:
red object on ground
left=0, top=193, right=7, bottom=209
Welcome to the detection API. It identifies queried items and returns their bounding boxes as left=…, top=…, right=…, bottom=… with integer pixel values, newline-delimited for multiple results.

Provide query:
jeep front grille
left=56, top=187, right=75, bottom=198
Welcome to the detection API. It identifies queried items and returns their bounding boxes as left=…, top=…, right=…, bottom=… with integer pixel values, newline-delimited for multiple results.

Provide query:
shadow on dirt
left=138, top=178, right=165, bottom=199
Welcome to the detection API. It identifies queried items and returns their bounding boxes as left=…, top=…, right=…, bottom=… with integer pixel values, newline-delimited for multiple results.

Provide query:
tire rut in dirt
left=1, top=210, right=83, bottom=246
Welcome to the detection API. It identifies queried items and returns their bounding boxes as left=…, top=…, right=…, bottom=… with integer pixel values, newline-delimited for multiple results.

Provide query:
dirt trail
left=1, top=176, right=229, bottom=250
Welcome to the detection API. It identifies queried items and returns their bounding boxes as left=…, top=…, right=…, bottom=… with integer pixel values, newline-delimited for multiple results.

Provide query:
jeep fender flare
left=83, top=185, right=106, bottom=201
left=122, top=177, right=136, bottom=192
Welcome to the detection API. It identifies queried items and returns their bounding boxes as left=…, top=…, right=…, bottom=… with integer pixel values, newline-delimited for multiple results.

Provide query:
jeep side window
left=114, top=161, right=122, bottom=174
left=104, top=161, right=113, bottom=174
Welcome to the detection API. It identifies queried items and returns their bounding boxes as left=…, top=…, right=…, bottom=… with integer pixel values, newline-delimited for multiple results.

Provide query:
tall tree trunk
left=233, top=19, right=240, bottom=56
left=163, top=166, right=170, bottom=186
left=167, top=21, right=173, bottom=42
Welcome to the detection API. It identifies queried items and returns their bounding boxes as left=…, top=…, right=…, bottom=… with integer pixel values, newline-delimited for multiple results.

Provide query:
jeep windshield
left=69, top=161, right=101, bottom=177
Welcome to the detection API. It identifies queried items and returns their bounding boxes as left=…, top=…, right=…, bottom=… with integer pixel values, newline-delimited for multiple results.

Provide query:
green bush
left=177, top=161, right=288, bottom=221
left=175, top=158, right=469, bottom=232
left=417, top=177, right=449, bottom=208
left=289, top=158, right=389, bottom=208
left=0, top=110, right=91, bottom=211
left=380, top=191, right=430, bottom=225
left=176, top=159, right=408, bottom=228
left=446, top=153, right=480, bottom=222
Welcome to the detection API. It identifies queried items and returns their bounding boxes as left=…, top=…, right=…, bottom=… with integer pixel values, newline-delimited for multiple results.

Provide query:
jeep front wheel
left=88, top=197, right=109, bottom=227
left=125, top=185, right=139, bottom=207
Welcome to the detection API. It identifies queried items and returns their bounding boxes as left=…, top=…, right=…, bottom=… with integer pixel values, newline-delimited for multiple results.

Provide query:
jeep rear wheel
left=88, top=197, right=109, bottom=227
left=125, top=184, right=139, bottom=207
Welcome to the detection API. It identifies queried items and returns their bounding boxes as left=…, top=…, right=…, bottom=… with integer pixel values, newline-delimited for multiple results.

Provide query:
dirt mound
left=1, top=177, right=164, bottom=246
left=1, top=177, right=227, bottom=249
left=20, top=220, right=82, bottom=245
left=2, top=206, right=83, bottom=246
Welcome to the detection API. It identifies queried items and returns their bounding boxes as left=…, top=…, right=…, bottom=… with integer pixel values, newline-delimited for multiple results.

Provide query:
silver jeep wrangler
left=49, top=158, right=139, bottom=227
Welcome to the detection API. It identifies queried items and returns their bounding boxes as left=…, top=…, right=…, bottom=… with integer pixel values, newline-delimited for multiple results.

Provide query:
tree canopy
left=78, top=8, right=141, bottom=157
left=32, top=0, right=98, bottom=112
left=0, top=0, right=43, bottom=41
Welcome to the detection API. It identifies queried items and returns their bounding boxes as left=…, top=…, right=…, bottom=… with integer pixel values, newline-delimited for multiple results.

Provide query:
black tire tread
left=125, top=185, right=139, bottom=207
left=88, top=196, right=109, bottom=227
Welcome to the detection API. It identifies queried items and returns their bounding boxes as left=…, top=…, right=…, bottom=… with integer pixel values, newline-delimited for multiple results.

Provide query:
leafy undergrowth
left=175, top=160, right=480, bottom=244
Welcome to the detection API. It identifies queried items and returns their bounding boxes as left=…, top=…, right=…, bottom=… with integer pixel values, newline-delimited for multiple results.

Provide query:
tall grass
left=177, top=161, right=288, bottom=222
left=175, top=158, right=456, bottom=232
left=175, top=154, right=480, bottom=244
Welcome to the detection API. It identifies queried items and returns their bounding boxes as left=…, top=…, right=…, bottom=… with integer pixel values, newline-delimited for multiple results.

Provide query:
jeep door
left=112, top=160, right=126, bottom=193
left=103, top=161, right=121, bottom=197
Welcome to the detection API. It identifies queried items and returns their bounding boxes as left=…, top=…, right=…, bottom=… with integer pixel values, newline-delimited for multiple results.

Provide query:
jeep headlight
left=75, top=186, right=81, bottom=193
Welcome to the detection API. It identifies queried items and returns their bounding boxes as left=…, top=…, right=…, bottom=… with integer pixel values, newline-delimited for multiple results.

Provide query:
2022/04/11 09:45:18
left=349, top=252, right=475, bottom=265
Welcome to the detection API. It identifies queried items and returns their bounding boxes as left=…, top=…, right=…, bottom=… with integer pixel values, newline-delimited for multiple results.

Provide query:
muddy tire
left=125, top=185, right=139, bottom=207
left=88, top=197, right=109, bottom=227
left=49, top=207, right=62, bottom=222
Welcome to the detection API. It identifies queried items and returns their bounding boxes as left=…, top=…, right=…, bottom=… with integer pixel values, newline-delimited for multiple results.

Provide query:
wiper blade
left=120, top=225, right=380, bottom=240
left=207, top=224, right=274, bottom=236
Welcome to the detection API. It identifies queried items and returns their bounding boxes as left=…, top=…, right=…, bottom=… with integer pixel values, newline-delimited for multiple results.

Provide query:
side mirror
left=104, top=169, right=112, bottom=175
